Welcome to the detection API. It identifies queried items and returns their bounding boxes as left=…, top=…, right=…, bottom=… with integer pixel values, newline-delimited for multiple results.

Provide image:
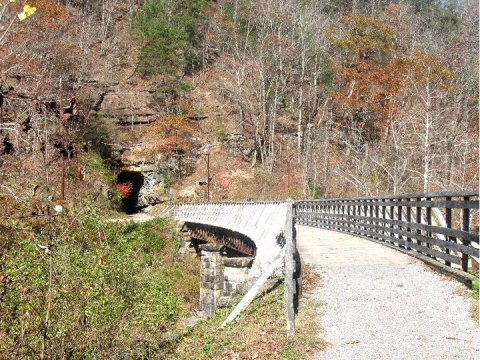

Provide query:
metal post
left=416, top=197, right=422, bottom=247
left=406, top=200, right=411, bottom=250
left=398, top=199, right=403, bottom=247
left=369, top=200, right=374, bottom=238
left=363, top=202, right=368, bottom=236
left=59, top=79, right=65, bottom=202
left=390, top=200, right=394, bottom=242
left=207, top=152, right=210, bottom=202
left=353, top=202, right=357, bottom=234
left=382, top=199, right=386, bottom=239
left=347, top=203, right=351, bottom=233
left=426, top=197, right=432, bottom=251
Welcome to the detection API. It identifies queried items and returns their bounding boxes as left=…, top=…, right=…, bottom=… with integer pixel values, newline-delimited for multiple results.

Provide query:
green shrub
left=215, top=119, right=230, bottom=142
left=130, top=0, right=210, bottom=77
left=0, top=214, right=195, bottom=358
left=163, top=170, right=176, bottom=189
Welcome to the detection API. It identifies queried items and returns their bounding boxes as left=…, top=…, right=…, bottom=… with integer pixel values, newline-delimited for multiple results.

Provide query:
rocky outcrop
left=226, top=134, right=255, bottom=161
left=118, top=145, right=170, bottom=208
left=93, top=84, right=200, bottom=210
left=98, top=89, right=159, bottom=125
left=90, top=82, right=208, bottom=212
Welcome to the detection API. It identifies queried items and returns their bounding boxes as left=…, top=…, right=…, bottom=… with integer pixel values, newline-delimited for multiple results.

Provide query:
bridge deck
left=296, top=226, right=479, bottom=360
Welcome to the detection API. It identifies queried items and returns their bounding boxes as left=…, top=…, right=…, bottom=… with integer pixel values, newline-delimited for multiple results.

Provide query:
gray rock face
left=94, top=85, right=200, bottom=210
left=137, top=171, right=171, bottom=208
left=226, top=133, right=255, bottom=160
left=114, top=144, right=171, bottom=208
left=116, top=147, right=198, bottom=209
left=99, top=90, right=159, bottom=125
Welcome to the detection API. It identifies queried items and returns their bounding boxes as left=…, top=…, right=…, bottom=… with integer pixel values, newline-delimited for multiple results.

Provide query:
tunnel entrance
left=116, top=171, right=144, bottom=214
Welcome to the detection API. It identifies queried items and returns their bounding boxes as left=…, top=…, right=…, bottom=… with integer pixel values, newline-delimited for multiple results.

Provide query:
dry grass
left=169, top=266, right=326, bottom=359
left=470, top=300, right=479, bottom=323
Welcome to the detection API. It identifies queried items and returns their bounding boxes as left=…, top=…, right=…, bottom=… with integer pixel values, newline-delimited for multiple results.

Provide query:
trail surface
left=296, top=226, right=479, bottom=360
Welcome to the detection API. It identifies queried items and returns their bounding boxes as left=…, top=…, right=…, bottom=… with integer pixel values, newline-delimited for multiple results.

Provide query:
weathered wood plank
left=284, top=200, right=295, bottom=337
left=296, top=220, right=464, bottom=265
left=295, top=212, right=479, bottom=243
left=297, top=200, right=479, bottom=209
left=295, top=216, right=479, bottom=258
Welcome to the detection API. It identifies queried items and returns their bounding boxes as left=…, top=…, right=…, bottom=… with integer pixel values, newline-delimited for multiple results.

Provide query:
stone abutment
left=199, top=244, right=253, bottom=317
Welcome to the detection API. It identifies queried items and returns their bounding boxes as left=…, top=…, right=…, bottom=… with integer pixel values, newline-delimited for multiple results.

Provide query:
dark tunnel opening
left=117, top=171, right=144, bottom=214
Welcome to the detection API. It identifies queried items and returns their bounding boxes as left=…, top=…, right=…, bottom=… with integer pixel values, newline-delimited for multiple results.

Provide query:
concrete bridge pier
left=199, top=244, right=224, bottom=317
left=199, top=243, right=253, bottom=317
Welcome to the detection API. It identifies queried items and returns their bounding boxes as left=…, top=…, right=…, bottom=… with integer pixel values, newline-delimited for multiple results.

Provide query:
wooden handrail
left=294, top=191, right=479, bottom=273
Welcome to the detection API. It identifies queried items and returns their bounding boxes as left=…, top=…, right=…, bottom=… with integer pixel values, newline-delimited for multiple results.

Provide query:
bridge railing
left=174, top=201, right=290, bottom=278
left=294, top=190, right=479, bottom=272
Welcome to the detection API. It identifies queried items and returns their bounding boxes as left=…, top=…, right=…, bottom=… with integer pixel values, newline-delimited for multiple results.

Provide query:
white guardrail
left=175, top=201, right=289, bottom=278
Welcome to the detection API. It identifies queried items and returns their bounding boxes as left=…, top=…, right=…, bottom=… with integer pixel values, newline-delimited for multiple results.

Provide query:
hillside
left=0, top=0, right=478, bottom=357
left=1, top=0, right=478, bottom=217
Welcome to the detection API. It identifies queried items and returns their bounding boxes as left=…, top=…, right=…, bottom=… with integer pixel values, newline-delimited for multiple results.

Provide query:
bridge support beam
left=186, top=222, right=256, bottom=256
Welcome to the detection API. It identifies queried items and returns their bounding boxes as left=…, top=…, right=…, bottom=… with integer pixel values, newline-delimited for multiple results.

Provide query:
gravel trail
left=296, top=226, right=479, bottom=360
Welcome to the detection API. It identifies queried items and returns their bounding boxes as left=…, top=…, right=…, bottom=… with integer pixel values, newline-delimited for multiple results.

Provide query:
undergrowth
left=470, top=272, right=479, bottom=300
left=0, top=212, right=198, bottom=358
left=171, top=268, right=325, bottom=359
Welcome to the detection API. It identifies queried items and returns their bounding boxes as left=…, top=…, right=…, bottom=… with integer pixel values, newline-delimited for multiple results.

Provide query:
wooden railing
left=294, top=191, right=479, bottom=273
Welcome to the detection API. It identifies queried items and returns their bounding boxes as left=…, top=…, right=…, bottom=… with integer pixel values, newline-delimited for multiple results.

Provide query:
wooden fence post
left=462, top=196, right=470, bottom=272
left=426, top=197, right=432, bottom=250
left=284, top=200, right=295, bottom=337
left=445, top=196, right=452, bottom=267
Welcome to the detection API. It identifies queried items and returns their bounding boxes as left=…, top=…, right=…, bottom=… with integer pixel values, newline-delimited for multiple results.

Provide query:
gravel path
left=296, top=226, right=479, bottom=360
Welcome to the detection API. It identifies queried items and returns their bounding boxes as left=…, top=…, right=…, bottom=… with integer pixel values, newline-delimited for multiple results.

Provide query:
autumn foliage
left=115, top=182, right=133, bottom=198
left=330, top=16, right=408, bottom=141
left=156, top=135, right=193, bottom=152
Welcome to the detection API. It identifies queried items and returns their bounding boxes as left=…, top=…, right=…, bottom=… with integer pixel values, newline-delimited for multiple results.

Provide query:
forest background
left=0, top=0, right=478, bottom=357
left=0, top=0, right=478, bottom=207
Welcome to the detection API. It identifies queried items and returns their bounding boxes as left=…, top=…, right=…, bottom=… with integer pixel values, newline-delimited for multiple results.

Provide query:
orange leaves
left=334, top=59, right=404, bottom=113
left=30, top=0, right=68, bottom=20
left=341, top=15, right=394, bottom=36
left=28, top=0, right=69, bottom=33
left=331, top=10, right=457, bottom=146
left=151, top=115, right=188, bottom=133
left=156, top=135, right=193, bottom=153
left=403, top=52, right=453, bottom=89
left=333, top=15, right=395, bottom=60
left=330, top=14, right=412, bottom=138
left=170, top=97, right=193, bottom=109
left=8, top=0, right=68, bottom=29
left=153, top=114, right=195, bottom=153
left=151, top=115, right=196, bottom=141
